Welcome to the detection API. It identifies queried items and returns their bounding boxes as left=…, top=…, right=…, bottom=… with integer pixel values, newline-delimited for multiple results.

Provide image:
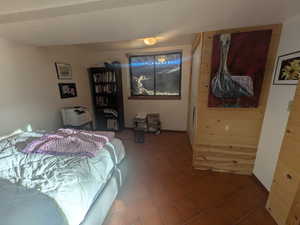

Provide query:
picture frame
left=55, top=62, right=72, bottom=80
left=208, top=30, right=272, bottom=108
left=58, top=83, right=77, bottom=99
left=273, top=51, right=300, bottom=85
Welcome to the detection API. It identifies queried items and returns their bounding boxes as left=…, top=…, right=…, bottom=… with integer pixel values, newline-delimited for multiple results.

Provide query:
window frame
left=129, top=52, right=182, bottom=99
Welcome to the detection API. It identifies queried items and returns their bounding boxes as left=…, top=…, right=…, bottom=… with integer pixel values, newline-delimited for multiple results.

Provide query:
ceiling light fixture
left=157, top=55, right=167, bottom=63
left=144, top=37, right=157, bottom=46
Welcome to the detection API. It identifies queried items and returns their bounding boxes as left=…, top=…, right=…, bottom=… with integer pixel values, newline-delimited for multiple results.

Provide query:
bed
left=0, top=130, right=127, bottom=225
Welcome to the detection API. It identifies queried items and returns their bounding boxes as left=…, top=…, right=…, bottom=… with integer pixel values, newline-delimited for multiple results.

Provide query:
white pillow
left=0, top=129, right=24, bottom=141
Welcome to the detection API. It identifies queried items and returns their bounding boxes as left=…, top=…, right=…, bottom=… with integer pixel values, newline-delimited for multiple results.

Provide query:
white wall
left=85, top=45, right=192, bottom=131
left=253, top=15, right=300, bottom=190
left=0, top=38, right=190, bottom=135
left=0, top=39, right=92, bottom=136
left=43, top=46, right=93, bottom=113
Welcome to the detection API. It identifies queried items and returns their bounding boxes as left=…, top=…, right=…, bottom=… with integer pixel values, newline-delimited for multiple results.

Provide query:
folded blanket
left=21, top=129, right=115, bottom=157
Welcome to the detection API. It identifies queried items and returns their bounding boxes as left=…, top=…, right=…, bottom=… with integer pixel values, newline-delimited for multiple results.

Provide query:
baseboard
left=251, top=173, right=269, bottom=193
left=124, top=127, right=187, bottom=133
left=123, top=127, right=134, bottom=130
left=161, top=129, right=187, bottom=133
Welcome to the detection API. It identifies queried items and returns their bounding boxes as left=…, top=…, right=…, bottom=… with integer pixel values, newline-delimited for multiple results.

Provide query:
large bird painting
left=208, top=30, right=272, bottom=108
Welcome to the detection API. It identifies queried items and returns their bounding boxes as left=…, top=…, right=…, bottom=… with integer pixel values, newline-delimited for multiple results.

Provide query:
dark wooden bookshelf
left=88, top=62, right=124, bottom=131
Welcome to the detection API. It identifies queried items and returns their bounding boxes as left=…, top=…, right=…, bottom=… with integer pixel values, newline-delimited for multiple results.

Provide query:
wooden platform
left=192, top=24, right=282, bottom=175
left=193, top=144, right=257, bottom=175
left=103, top=131, right=276, bottom=225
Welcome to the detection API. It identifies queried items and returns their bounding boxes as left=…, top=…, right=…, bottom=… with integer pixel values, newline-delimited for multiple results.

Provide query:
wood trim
left=194, top=143, right=257, bottom=149
left=187, top=33, right=203, bottom=142
left=128, top=96, right=181, bottom=100
left=191, top=33, right=202, bottom=54
left=212, top=23, right=282, bottom=36
left=161, top=129, right=187, bottom=133
left=124, top=127, right=186, bottom=133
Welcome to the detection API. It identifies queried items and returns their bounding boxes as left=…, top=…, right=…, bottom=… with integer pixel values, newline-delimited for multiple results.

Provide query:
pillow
left=0, top=129, right=23, bottom=141
left=0, top=131, right=44, bottom=173
left=0, top=129, right=24, bottom=152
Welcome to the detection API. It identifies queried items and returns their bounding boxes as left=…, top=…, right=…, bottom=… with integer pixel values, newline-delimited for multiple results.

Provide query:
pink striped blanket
left=22, top=129, right=115, bottom=157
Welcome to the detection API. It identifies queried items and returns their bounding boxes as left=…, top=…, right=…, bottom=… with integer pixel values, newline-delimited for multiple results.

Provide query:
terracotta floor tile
left=236, top=207, right=277, bottom=225
left=103, top=131, right=275, bottom=225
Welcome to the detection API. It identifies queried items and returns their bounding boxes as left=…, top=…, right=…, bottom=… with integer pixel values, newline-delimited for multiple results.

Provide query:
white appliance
left=61, top=106, right=92, bottom=127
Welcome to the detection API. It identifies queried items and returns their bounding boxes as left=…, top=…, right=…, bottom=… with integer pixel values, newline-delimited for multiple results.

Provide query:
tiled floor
left=103, top=131, right=277, bottom=225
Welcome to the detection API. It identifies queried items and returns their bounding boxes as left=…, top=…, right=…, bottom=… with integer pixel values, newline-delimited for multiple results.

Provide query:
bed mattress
left=0, top=178, right=68, bottom=225
left=0, top=131, right=126, bottom=225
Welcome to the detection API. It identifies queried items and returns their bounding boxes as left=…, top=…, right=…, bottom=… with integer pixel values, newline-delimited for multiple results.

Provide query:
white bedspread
left=0, top=131, right=126, bottom=225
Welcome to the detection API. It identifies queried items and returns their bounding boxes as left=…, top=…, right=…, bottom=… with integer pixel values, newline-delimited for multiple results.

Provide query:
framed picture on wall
left=58, top=83, right=77, bottom=99
left=273, top=51, right=300, bottom=85
left=208, top=30, right=273, bottom=108
left=55, top=62, right=72, bottom=80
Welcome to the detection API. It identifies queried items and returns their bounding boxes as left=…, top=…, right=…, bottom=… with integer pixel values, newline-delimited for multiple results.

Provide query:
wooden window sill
left=128, top=96, right=181, bottom=100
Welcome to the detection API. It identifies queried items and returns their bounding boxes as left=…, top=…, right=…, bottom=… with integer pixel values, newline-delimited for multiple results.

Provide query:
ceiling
left=0, top=0, right=97, bottom=13
left=75, top=34, right=196, bottom=51
left=0, top=0, right=297, bottom=47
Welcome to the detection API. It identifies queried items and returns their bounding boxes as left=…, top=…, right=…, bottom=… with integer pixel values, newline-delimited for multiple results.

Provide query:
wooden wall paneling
left=266, top=162, right=299, bottom=225
left=273, top=161, right=300, bottom=206
left=278, top=87, right=300, bottom=174
left=193, top=24, right=282, bottom=175
left=287, top=188, right=300, bottom=225
left=193, top=144, right=257, bottom=175
left=267, top=80, right=300, bottom=225
left=267, top=188, right=291, bottom=225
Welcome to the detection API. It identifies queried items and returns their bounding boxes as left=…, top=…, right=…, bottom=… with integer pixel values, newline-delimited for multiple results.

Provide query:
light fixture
left=144, top=37, right=157, bottom=46
left=157, top=55, right=167, bottom=63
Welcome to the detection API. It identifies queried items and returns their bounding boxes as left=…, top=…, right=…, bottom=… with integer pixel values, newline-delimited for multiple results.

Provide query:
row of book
left=93, top=72, right=116, bottom=83
left=103, top=108, right=118, bottom=118
left=133, top=113, right=147, bottom=131
left=95, top=96, right=115, bottom=107
left=133, top=113, right=161, bottom=133
left=107, top=119, right=119, bottom=131
left=95, top=84, right=117, bottom=94
left=147, top=113, right=161, bottom=133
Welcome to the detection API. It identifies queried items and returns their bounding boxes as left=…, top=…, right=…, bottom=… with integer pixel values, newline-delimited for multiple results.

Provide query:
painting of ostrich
left=208, top=30, right=272, bottom=108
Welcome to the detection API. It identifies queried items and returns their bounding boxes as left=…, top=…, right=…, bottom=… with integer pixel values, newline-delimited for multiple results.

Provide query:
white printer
left=61, top=106, right=92, bottom=127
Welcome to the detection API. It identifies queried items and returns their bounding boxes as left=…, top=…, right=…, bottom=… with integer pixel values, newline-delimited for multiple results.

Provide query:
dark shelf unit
left=88, top=62, right=124, bottom=131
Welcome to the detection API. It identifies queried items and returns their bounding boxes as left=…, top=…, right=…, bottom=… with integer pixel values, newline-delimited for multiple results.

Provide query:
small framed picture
left=55, top=62, right=72, bottom=80
left=58, top=83, right=77, bottom=99
left=273, top=51, right=300, bottom=85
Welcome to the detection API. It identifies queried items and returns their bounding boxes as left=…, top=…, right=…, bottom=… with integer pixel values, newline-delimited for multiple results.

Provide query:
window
left=129, top=52, right=182, bottom=98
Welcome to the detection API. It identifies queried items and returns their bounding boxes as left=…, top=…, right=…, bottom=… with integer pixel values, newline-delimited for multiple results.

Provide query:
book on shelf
left=95, top=84, right=117, bottom=94
left=107, top=119, right=118, bottom=130
left=89, top=62, right=124, bottom=131
left=93, top=71, right=116, bottom=83
left=103, top=108, right=118, bottom=118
